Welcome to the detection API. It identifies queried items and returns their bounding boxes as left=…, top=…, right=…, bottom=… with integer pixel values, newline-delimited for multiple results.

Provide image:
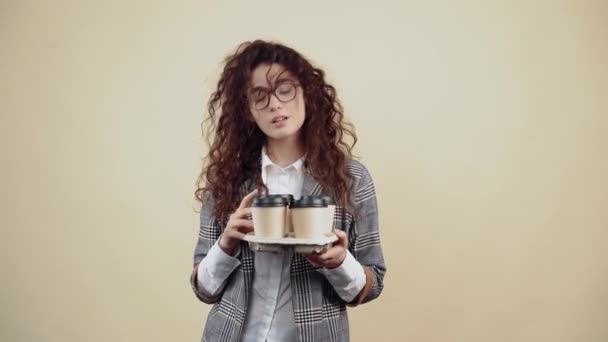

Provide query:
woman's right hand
left=218, top=189, right=258, bottom=256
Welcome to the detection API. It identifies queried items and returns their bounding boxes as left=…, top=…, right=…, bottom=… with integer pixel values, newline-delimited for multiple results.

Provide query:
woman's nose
left=267, top=93, right=282, bottom=111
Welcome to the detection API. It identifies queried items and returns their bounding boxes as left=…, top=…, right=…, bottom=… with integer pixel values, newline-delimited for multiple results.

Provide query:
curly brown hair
left=195, top=40, right=357, bottom=220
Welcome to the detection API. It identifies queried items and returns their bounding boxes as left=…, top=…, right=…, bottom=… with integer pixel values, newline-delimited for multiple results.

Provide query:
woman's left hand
left=304, top=229, right=348, bottom=270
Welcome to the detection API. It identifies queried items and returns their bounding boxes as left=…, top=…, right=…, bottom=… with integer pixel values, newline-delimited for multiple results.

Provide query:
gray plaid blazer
left=190, top=160, right=386, bottom=342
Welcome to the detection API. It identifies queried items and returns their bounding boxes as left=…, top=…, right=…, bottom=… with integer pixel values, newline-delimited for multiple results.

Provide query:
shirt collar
left=261, top=146, right=305, bottom=173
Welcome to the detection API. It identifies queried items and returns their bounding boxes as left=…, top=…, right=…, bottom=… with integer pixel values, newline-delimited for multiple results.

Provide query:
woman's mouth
left=271, top=116, right=288, bottom=124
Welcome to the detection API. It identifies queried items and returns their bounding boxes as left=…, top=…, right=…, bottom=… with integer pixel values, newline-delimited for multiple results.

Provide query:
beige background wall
left=2, top=0, right=607, bottom=341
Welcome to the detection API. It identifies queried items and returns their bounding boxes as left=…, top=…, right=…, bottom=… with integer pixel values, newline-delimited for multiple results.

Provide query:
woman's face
left=248, top=63, right=306, bottom=142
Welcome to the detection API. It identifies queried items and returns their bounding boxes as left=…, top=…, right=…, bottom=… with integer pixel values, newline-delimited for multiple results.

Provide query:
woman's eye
left=252, top=91, right=267, bottom=101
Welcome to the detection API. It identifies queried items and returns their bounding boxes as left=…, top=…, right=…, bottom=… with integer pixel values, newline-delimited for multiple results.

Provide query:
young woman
left=191, top=40, right=386, bottom=342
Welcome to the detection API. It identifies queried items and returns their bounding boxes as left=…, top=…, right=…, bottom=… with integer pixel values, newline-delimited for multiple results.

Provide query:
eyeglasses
left=248, top=81, right=299, bottom=110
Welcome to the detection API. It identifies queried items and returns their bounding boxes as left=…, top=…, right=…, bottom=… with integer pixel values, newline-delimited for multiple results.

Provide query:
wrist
left=326, top=251, right=347, bottom=270
left=218, top=237, right=238, bottom=256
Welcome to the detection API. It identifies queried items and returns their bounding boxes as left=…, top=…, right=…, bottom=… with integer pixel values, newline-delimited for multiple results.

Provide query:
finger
left=225, top=229, right=248, bottom=240
left=240, top=207, right=253, bottom=218
left=238, top=189, right=258, bottom=210
left=305, top=253, right=321, bottom=262
left=232, top=207, right=252, bottom=220
left=334, top=229, right=348, bottom=248
left=304, top=255, right=322, bottom=267
left=320, top=247, right=342, bottom=261
left=236, top=225, right=254, bottom=234
left=227, top=218, right=253, bottom=231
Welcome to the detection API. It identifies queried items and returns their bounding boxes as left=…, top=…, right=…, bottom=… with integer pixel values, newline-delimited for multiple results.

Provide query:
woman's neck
left=265, top=135, right=305, bottom=168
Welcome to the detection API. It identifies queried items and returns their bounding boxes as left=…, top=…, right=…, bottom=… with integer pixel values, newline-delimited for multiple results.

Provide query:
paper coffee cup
left=277, top=194, right=294, bottom=235
left=251, top=195, right=289, bottom=238
left=321, top=196, right=336, bottom=232
left=290, top=196, right=329, bottom=239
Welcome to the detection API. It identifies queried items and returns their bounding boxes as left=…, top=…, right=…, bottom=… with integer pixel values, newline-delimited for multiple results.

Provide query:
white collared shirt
left=240, top=148, right=303, bottom=341
left=197, top=148, right=366, bottom=342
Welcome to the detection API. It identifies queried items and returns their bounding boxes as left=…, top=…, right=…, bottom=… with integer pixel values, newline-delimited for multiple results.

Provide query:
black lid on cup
left=252, top=195, right=289, bottom=207
left=276, top=194, right=294, bottom=205
left=291, top=196, right=327, bottom=208
left=320, top=196, right=336, bottom=205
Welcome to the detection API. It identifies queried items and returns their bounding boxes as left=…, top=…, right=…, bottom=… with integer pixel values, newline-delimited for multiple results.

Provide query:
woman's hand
left=304, top=229, right=348, bottom=269
left=218, top=189, right=258, bottom=256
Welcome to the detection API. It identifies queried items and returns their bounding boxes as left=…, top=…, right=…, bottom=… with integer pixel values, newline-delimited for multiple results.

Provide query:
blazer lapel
left=301, top=168, right=323, bottom=197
